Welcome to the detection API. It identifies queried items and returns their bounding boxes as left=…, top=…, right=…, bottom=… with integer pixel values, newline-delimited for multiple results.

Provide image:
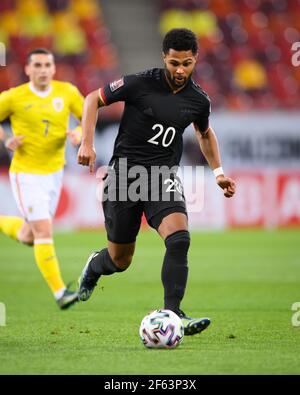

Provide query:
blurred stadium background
left=0, top=0, right=300, bottom=230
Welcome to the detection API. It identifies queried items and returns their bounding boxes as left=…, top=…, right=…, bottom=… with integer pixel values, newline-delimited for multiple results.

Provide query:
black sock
left=161, top=230, right=190, bottom=312
left=90, top=248, right=125, bottom=276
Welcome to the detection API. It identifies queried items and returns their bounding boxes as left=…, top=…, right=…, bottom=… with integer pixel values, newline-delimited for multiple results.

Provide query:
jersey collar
left=29, top=82, right=52, bottom=98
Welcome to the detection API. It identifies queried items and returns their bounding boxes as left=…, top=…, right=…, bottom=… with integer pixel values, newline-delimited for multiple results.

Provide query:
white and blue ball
left=139, top=309, right=184, bottom=349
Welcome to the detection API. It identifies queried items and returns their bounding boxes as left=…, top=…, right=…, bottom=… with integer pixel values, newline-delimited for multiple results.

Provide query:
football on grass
left=139, top=309, right=184, bottom=349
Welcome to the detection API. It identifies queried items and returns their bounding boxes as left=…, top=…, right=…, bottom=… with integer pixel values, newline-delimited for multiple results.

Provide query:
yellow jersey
left=0, top=80, right=84, bottom=174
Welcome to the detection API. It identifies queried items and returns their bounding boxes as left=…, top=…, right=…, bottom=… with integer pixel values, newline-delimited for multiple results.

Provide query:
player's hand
left=5, top=135, right=24, bottom=152
left=216, top=175, right=236, bottom=198
left=77, top=144, right=96, bottom=174
left=67, top=129, right=82, bottom=146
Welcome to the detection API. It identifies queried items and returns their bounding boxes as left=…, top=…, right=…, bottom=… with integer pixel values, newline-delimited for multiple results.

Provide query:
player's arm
left=67, top=126, right=82, bottom=146
left=0, top=91, right=24, bottom=152
left=68, top=84, right=85, bottom=146
left=0, top=123, right=24, bottom=151
left=0, top=124, right=6, bottom=151
left=77, top=90, right=104, bottom=173
left=0, top=125, right=5, bottom=142
left=78, top=76, right=135, bottom=173
left=194, top=125, right=236, bottom=198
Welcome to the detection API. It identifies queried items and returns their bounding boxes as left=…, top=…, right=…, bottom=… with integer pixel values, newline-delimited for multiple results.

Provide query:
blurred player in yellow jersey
left=0, top=48, right=83, bottom=309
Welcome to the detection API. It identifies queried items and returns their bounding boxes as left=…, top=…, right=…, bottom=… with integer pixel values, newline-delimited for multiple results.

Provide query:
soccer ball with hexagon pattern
left=139, top=309, right=184, bottom=349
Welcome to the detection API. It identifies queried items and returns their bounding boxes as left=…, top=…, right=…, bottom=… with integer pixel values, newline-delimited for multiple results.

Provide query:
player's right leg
left=78, top=182, right=143, bottom=301
left=78, top=241, right=135, bottom=301
left=1, top=172, right=35, bottom=245
left=17, top=222, right=34, bottom=245
left=0, top=216, right=33, bottom=245
left=9, top=170, right=78, bottom=309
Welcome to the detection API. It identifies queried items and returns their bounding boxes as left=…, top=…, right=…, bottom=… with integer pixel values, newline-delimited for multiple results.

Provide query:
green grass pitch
left=0, top=229, right=300, bottom=374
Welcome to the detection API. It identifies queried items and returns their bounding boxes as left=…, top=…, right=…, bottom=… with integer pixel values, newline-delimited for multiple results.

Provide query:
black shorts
left=102, top=169, right=187, bottom=244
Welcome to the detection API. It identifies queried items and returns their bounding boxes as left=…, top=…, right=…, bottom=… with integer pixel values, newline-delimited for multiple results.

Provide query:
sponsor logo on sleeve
left=110, top=78, right=124, bottom=92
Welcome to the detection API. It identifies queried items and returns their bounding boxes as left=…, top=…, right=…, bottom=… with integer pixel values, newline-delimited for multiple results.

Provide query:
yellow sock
left=33, top=239, right=66, bottom=296
left=0, top=216, right=24, bottom=241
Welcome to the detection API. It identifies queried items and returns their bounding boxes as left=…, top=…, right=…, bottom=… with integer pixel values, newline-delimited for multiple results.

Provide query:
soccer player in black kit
left=77, top=29, right=236, bottom=335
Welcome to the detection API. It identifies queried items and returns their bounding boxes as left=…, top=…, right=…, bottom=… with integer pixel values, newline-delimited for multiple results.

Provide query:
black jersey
left=100, top=68, right=211, bottom=169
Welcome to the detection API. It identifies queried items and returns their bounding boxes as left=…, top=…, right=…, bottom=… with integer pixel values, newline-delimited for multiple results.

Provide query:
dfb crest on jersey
left=110, top=78, right=124, bottom=92
left=52, top=97, right=64, bottom=112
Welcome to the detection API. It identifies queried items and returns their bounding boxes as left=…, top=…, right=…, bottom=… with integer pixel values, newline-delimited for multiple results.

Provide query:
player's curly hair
left=162, top=28, right=198, bottom=55
left=27, top=48, right=54, bottom=64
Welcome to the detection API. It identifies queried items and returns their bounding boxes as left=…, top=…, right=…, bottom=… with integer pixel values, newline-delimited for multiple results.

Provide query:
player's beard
left=165, top=68, right=190, bottom=89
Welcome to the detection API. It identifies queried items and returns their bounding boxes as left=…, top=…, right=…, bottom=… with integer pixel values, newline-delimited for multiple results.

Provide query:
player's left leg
left=29, top=219, right=78, bottom=309
left=157, top=212, right=190, bottom=313
left=149, top=210, right=211, bottom=335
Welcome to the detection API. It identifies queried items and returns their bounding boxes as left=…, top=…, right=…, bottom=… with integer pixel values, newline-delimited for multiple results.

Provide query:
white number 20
left=147, top=124, right=176, bottom=147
